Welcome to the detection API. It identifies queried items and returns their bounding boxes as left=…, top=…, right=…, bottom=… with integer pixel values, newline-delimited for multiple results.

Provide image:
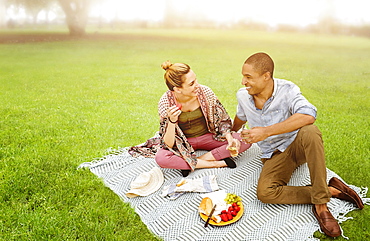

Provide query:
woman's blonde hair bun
left=161, top=61, right=191, bottom=91
left=161, top=60, right=173, bottom=70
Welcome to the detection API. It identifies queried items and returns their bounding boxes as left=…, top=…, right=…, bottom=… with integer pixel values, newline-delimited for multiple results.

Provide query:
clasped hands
left=226, top=127, right=269, bottom=157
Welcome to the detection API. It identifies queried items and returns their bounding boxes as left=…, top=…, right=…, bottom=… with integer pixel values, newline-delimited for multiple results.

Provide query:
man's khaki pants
left=257, top=124, right=331, bottom=205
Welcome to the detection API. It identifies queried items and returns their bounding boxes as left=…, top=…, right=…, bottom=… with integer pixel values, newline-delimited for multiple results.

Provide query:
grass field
left=0, top=28, right=369, bottom=240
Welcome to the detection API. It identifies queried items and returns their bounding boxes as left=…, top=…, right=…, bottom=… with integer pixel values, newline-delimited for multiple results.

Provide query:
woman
left=155, top=61, right=251, bottom=176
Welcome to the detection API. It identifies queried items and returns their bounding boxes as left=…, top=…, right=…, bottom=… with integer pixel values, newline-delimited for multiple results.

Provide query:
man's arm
left=232, top=115, right=247, bottom=132
left=242, top=113, right=315, bottom=143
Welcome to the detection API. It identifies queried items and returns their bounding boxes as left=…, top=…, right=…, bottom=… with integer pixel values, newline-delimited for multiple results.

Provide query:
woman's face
left=178, top=70, right=199, bottom=97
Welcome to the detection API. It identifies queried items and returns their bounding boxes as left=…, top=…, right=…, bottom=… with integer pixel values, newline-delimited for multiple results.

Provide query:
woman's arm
left=162, top=105, right=181, bottom=148
left=163, top=121, right=176, bottom=148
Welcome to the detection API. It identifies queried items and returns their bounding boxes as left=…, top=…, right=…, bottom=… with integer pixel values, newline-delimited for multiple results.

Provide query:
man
left=232, top=52, right=364, bottom=238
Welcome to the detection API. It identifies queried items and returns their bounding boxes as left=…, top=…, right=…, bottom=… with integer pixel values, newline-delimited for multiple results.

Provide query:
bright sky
left=91, top=0, right=370, bottom=27
left=6, top=0, right=370, bottom=27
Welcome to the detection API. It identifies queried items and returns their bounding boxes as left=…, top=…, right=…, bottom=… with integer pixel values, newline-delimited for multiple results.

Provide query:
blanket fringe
left=77, top=146, right=130, bottom=169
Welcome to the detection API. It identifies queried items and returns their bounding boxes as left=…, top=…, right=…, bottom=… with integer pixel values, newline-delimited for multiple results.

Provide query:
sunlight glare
left=91, top=0, right=165, bottom=21
left=91, top=0, right=370, bottom=26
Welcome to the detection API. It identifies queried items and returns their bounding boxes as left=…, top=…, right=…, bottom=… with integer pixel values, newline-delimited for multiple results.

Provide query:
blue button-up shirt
left=236, top=78, right=317, bottom=158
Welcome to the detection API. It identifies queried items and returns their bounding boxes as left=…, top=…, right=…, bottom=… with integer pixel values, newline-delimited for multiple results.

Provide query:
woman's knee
left=155, top=149, right=171, bottom=167
left=155, top=149, right=190, bottom=169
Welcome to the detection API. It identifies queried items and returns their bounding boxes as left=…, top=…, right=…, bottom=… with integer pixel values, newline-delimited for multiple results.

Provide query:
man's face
left=241, top=63, right=266, bottom=95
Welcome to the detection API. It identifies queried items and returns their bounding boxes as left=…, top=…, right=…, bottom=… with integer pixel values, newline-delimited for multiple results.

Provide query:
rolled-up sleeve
left=290, top=85, right=317, bottom=118
left=236, top=89, right=248, bottom=122
left=296, top=105, right=317, bottom=118
left=236, top=103, right=248, bottom=122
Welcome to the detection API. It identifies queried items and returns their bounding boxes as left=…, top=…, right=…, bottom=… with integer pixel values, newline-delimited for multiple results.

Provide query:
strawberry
left=176, top=103, right=182, bottom=110
left=227, top=213, right=233, bottom=220
left=230, top=211, right=237, bottom=216
left=220, top=213, right=229, bottom=222
left=232, top=202, right=238, bottom=207
left=221, top=210, right=228, bottom=214
left=228, top=206, right=234, bottom=212
left=234, top=206, right=240, bottom=212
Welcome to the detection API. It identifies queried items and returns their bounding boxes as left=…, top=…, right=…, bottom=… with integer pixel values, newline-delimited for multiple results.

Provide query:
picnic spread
left=79, top=143, right=369, bottom=241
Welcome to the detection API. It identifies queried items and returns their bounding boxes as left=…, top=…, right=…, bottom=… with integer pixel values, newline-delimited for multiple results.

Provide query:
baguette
left=198, top=197, right=213, bottom=216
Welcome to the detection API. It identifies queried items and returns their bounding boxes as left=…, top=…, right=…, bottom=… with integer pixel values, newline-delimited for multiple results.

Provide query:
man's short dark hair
left=244, top=52, right=274, bottom=78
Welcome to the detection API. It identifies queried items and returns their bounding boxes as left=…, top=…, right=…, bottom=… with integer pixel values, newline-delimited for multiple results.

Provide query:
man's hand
left=241, top=127, right=269, bottom=144
left=241, top=114, right=316, bottom=144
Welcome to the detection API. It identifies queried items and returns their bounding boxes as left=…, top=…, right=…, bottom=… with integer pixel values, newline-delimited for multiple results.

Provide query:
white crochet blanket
left=79, top=144, right=369, bottom=241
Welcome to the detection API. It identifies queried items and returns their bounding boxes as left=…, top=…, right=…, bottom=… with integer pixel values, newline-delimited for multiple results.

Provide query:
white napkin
left=161, top=175, right=219, bottom=200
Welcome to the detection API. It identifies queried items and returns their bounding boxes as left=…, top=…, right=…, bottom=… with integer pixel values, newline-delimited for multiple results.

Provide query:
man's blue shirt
left=236, top=78, right=317, bottom=158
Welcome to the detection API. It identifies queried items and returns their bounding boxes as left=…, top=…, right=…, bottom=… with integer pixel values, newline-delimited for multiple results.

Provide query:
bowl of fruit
left=199, top=192, right=243, bottom=226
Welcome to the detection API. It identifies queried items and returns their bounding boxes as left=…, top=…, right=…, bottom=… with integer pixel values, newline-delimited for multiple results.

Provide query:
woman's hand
left=167, top=105, right=182, bottom=123
left=163, top=105, right=182, bottom=148
left=226, top=138, right=241, bottom=157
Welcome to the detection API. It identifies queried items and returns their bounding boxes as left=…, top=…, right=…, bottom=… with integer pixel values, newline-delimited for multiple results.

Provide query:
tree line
left=1, top=0, right=370, bottom=38
left=2, top=0, right=92, bottom=36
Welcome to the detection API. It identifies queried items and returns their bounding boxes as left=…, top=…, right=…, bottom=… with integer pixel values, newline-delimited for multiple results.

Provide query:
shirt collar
left=248, top=78, right=277, bottom=101
left=272, top=78, right=277, bottom=98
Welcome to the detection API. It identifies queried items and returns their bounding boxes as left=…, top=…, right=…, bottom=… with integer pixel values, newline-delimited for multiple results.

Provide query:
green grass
left=0, top=28, right=369, bottom=240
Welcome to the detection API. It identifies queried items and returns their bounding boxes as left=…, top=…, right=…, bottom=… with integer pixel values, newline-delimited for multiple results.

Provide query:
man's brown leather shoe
left=312, top=206, right=341, bottom=237
left=329, top=177, right=364, bottom=209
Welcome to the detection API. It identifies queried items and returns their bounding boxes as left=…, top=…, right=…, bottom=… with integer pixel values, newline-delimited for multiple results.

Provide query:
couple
left=153, top=52, right=364, bottom=238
